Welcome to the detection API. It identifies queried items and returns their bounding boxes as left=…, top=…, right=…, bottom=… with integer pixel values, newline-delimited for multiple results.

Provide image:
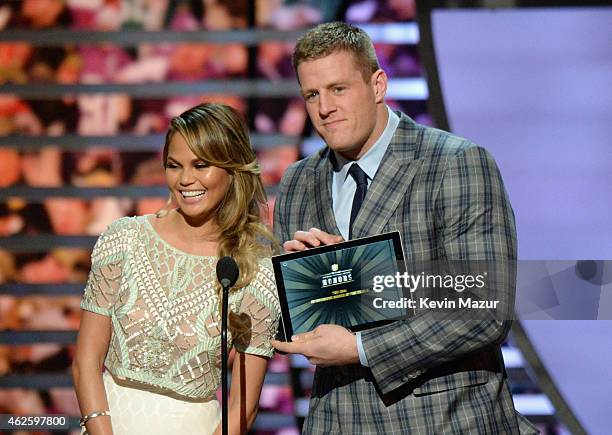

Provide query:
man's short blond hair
left=292, top=22, right=380, bottom=82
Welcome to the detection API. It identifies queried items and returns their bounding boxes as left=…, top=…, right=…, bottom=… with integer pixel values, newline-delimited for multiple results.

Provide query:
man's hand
left=283, top=228, right=344, bottom=253
left=271, top=324, right=360, bottom=367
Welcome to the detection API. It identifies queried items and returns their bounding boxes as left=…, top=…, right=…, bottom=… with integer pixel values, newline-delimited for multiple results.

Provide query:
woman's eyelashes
left=165, top=160, right=209, bottom=169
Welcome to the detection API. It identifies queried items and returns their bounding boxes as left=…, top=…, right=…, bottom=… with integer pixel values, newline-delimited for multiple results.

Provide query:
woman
left=72, top=103, right=280, bottom=435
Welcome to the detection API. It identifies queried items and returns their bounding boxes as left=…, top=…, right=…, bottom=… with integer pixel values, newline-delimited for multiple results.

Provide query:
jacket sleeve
left=273, top=162, right=303, bottom=247
left=360, top=145, right=517, bottom=395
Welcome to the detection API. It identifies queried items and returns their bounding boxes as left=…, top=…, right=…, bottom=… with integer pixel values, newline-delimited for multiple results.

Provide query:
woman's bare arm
left=72, top=310, right=113, bottom=435
left=213, top=352, right=269, bottom=435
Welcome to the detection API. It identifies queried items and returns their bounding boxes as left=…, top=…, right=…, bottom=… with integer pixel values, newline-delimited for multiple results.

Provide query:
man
left=272, top=22, right=537, bottom=434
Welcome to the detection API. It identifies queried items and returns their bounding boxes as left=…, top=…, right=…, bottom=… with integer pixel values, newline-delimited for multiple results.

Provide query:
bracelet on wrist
left=79, top=410, right=111, bottom=427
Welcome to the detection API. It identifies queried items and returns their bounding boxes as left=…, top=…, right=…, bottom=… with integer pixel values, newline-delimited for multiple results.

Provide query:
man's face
left=297, top=51, right=384, bottom=160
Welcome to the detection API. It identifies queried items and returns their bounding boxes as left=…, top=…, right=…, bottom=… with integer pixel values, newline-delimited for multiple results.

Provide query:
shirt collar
left=333, top=106, right=400, bottom=181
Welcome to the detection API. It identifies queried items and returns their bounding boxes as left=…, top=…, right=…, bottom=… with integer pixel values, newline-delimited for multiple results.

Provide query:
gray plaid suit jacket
left=274, top=113, right=538, bottom=434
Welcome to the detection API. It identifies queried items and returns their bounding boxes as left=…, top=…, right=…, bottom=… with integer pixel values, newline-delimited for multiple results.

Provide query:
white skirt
left=97, top=371, right=221, bottom=435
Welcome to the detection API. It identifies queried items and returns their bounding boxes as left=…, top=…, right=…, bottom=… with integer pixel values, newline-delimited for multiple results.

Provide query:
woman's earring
left=155, top=193, right=175, bottom=218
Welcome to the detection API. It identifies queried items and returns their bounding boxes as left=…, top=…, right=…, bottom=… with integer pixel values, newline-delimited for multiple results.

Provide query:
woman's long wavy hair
left=162, top=103, right=279, bottom=295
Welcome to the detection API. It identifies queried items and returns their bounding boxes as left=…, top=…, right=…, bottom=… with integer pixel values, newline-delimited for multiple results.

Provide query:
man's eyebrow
left=301, top=87, right=317, bottom=95
left=301, top=81, right=348, bottom=94
left=326, top=81, right=348, bottom=88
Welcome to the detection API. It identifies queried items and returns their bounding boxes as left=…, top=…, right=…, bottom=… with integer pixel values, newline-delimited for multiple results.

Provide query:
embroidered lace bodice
left=80, top=215, right=280, bottom=400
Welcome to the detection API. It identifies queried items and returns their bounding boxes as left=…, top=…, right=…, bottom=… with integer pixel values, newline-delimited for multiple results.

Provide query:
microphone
left=215, top=256, right=239, bottom=435
left=216, top=256, right=239, bottom=289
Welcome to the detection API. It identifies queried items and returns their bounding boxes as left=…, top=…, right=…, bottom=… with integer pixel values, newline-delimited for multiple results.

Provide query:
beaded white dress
left=80, top=215, right=280, bottom=434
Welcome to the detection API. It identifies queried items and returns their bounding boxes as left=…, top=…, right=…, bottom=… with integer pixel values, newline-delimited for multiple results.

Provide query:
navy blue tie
left=348, top=163, right=368, bottom=239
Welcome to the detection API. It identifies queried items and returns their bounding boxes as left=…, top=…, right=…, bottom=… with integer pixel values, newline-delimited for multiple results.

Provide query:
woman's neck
left=171, top=209, right=222, bottom=244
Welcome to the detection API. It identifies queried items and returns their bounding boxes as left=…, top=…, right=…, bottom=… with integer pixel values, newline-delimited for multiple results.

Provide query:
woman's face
left=164, top=133, right=232, bottom=224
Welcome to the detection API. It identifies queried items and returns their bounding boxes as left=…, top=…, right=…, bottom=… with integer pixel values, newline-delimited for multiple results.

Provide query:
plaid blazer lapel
left=306, top=151, right=342, bottom=236
left=351, top=114, right=423, bottom=239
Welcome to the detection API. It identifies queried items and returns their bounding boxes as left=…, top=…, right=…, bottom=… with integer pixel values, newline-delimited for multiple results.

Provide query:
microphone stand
left=216, top=256, right=238, bottom=435
left=221, top=281, right=230, bottom=435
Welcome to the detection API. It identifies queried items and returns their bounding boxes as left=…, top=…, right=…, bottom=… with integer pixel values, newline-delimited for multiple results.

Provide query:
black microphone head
left=216, top=256, right=239, bottom=289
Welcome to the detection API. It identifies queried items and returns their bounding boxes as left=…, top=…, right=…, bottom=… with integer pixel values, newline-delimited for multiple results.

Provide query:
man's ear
left=371, top=69, right=388, bottom=103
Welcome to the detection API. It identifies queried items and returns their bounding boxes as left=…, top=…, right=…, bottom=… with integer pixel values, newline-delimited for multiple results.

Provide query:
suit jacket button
left=407, top=370, right=421, bottom=380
